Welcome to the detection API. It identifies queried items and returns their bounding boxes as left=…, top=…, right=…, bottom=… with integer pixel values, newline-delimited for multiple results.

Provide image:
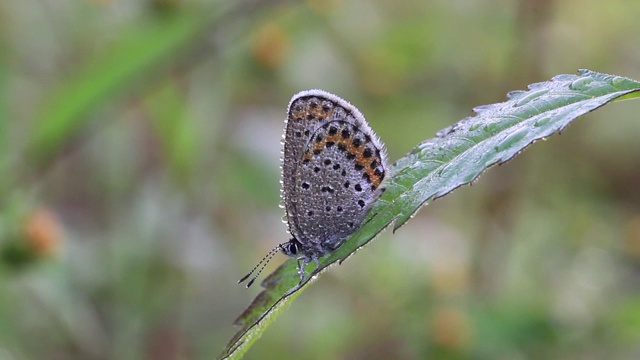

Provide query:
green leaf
left=219, top=69, right=640, bottom=359
left=28, top=9, right=207, bottom=160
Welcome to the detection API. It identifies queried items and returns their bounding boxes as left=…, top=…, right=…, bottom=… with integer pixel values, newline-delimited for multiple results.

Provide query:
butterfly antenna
left=238, top=243, right=285, bottom=288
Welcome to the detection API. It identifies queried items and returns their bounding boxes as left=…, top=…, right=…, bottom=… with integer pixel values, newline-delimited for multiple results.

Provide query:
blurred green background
left=1, top=0, right=640, bottom=359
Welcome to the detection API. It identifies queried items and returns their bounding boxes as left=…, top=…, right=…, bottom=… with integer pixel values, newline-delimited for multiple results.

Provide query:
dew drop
left=494, top=127, right=528, bottom=152
left=611, top=76, right=631, bottom=88
left=513, top=89, right=549, bottom=107
left=569, top=77, right=594, bottom=91
left=533, top=117, right=551, bottom=127
left=483, top=122, right=500, bottom=134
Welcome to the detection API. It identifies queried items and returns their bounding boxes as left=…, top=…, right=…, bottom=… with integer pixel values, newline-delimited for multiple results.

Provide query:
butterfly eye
left=288, top=242, right=299, bottom=255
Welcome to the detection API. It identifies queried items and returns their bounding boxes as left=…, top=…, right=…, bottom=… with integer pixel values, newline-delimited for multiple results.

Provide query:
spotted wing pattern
left=282, top=90, right=387, bottom=257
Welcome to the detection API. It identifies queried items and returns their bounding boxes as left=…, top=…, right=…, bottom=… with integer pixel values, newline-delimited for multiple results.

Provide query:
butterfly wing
left=283, top=90, right=387, bottom=255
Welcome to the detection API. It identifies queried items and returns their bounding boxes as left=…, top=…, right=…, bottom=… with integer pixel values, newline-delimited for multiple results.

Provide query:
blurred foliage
left=0, top=0, right=639, bottom=359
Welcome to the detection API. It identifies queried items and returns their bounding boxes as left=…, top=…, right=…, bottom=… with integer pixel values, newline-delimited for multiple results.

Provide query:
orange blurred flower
left=23, top=207, right=63, bottom=257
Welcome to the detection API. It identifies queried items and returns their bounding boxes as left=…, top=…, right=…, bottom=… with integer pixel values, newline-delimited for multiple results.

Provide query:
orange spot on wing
left=303, top=135, right=384, bottom=187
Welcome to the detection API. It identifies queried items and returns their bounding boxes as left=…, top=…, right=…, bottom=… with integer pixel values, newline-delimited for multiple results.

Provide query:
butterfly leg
left=295, top=255, right=322, bottom=285
left=296, top=257, right=307, bottom=284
